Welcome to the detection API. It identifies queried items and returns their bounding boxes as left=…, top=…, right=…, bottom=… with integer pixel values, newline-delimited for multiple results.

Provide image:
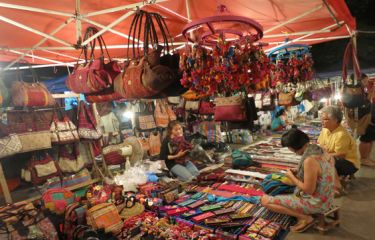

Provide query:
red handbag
left=199, top=101, right=215, bottom=115
left=214, top=96, right=247, bottom=122
left=67, top=27, right=120, bottom=94
left=23, top=154, right=62, bottom=185
left=78, top=101, right=103, bottom=140
left=11, top=67, right=55, bottom=107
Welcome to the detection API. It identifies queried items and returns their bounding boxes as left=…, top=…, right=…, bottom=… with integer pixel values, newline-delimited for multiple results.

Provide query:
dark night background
left=1, top=0, right=375, bottom=79
left=312, top=0, right=375, bottom=73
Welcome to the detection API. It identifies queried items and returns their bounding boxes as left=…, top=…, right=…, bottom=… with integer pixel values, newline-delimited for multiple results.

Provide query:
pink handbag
left=199, top=101, right=215, bottom=115
left=214, top=96, right=247, bottom=122
left=66, top=27, right=120, bottom=94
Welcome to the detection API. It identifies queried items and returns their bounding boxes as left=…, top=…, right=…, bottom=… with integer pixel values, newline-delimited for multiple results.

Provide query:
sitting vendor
left=318, top=106, right=360, bottom=177
left=261, top=129, right=335, bottom=233
left=271, top=108, right=288, bottom=131
left=160, top=121, right=200, bottom=182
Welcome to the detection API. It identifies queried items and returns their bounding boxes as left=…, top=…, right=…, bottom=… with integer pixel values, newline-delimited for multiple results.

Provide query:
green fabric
left=0, top=77, right=10, bottom=106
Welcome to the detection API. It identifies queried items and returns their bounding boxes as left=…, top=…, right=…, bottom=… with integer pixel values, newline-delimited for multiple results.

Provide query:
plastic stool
left=314, top=206, right=340, bottom=234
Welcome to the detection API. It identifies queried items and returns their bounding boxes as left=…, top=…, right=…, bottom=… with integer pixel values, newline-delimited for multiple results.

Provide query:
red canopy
left=0, top=0, right=355, bottom=70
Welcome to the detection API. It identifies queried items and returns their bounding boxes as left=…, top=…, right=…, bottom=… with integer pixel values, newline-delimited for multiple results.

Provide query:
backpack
left=231, top=150, right=254, bottom=169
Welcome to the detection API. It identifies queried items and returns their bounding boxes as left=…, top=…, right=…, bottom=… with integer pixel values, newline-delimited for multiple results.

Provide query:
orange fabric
left=0, top=1, right=355, bottom=64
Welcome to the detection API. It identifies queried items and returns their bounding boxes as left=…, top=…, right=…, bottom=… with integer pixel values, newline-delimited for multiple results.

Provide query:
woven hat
left=119, top=202, right=145, bottom=219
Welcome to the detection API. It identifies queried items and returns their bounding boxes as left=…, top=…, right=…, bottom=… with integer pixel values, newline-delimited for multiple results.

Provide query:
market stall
left=0, top=0, right=365, bottom=239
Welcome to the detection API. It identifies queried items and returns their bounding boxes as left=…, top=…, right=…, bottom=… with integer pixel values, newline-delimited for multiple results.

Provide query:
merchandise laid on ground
left=0, top=1, right=375, bottom=240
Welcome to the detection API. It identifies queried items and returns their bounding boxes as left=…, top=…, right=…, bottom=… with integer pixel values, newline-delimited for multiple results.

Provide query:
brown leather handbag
left=278, top=91, right=296, bottom=106
left=114, top=10, right=177, bottom=99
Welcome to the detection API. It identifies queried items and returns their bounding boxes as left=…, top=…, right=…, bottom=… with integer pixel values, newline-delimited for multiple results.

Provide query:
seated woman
left=318, top=106, right=360, bottom=177
left=271, top=109, right=288, bottom=131
left=160, top=121, right=200, bottom=182
left=261, top=129, right=335, bottom=233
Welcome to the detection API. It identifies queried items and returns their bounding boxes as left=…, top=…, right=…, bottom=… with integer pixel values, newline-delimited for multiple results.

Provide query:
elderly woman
left=318, top=106, right=360, bottom=177
left=261, top=129, right=335, bottom=233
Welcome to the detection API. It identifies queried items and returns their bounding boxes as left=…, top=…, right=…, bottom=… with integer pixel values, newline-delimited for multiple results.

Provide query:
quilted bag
left=86, top=203, right=122, bottom=233
left=42, top=188, right=75, bottom=215
left=0, top=134, right=22, bottom=158
left=78, top=101, right=103, bottom=140
left=50, top=110, right=79, bottom=144
left=254, top=93, right=263, bottom=109
left=214, top=95, right=247, bottom=122
left=154, top=99, right=169, bottom=128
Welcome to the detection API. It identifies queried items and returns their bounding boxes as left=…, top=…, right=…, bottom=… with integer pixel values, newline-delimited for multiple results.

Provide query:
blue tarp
left=42, top=75, right=68, bottom=93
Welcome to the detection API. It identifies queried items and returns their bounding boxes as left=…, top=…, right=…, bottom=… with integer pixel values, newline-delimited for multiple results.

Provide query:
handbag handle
left=342, top=39, right=361, bottom=84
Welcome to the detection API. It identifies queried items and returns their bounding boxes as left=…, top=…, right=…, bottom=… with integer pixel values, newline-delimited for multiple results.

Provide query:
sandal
left=290, top=218, right=315, bottom=233
left=334, top=188, right=347, bottom=198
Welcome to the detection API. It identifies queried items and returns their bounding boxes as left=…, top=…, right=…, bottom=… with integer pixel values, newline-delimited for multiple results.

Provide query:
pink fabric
left=217, top=184, right=264, bottom=196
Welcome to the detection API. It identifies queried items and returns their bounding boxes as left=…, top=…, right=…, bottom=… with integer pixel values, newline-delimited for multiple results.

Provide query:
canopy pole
left=265, top=21, right=345, bottom=53
left=81, top=11, right=136, bottom=46
left=264, top=4, right=323, bottom=34
left=75, top=0, right=82, bottom=45
left=322, top=0, right=342, bottom=27
left=0, top=16, right=72, bottom=47
left=2, top=17, right=74, bottom=72
left=81, top=17, right=140, bottom=42
left=41, top=50, right=81, bottom=61
left=264, top=29, right=331, bottom=38
left=8, top=50, right=73, bottom=66
left=154, top=3, right=191, bottom=22
left=0, top=2, right=72, bottom=17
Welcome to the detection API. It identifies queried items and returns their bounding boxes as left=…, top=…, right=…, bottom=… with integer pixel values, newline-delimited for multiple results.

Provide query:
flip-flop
left=290, top=218, right=315, bottom=233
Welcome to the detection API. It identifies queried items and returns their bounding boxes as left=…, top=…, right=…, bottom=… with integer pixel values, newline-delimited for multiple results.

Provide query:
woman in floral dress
left=261, top=128, right=335, bottom=232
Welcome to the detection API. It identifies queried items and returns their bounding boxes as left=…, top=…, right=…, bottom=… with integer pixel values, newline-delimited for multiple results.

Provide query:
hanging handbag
left=58, top=143, right=85, bottom=173
left=7, top=110, right=52, bottom=153
left=199, top=121, right=222, bottom=143
left=11, top=66, right=55, bottom=107
left=67, top=27, right=120, bottom=94
left=278, top=91, right=296, bottom=106
left=42, top=188, right=75, bottom=215
left=166, top=102, right=177, bottom=121
left=50, top=109, right=79, bottom=144
left=135, top=102, right=157, bottom=130
left=254, top=93, right=263, bottom=109
left=262, top=91, right=274, bottom=110
left=149, top=131, right=161, bottom=156
left=78, top=101, right=103, bottom=140
left=199, top=101, right=215, bottom=115
left=86, top=203, right=123, bottom=233
left=102, top=142, right=132, bottom=165
left=214, top=95, right=247, bottom=122
left=342, top=40, right=367, bottom=109
left=114, top=10, right=176, bottom=99
left=22, top=153, right=62, bottom=185
left=185, top=101, right=200, bottom=112
left=0, top=134, right=22, bottom=158
left=168, top=96, right=181, bottom=105
left=154, top=99, right=169, bottom=128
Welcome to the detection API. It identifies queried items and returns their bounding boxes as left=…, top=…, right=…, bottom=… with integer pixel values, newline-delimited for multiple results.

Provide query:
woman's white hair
left=321, top=106, right=343, bottom=123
